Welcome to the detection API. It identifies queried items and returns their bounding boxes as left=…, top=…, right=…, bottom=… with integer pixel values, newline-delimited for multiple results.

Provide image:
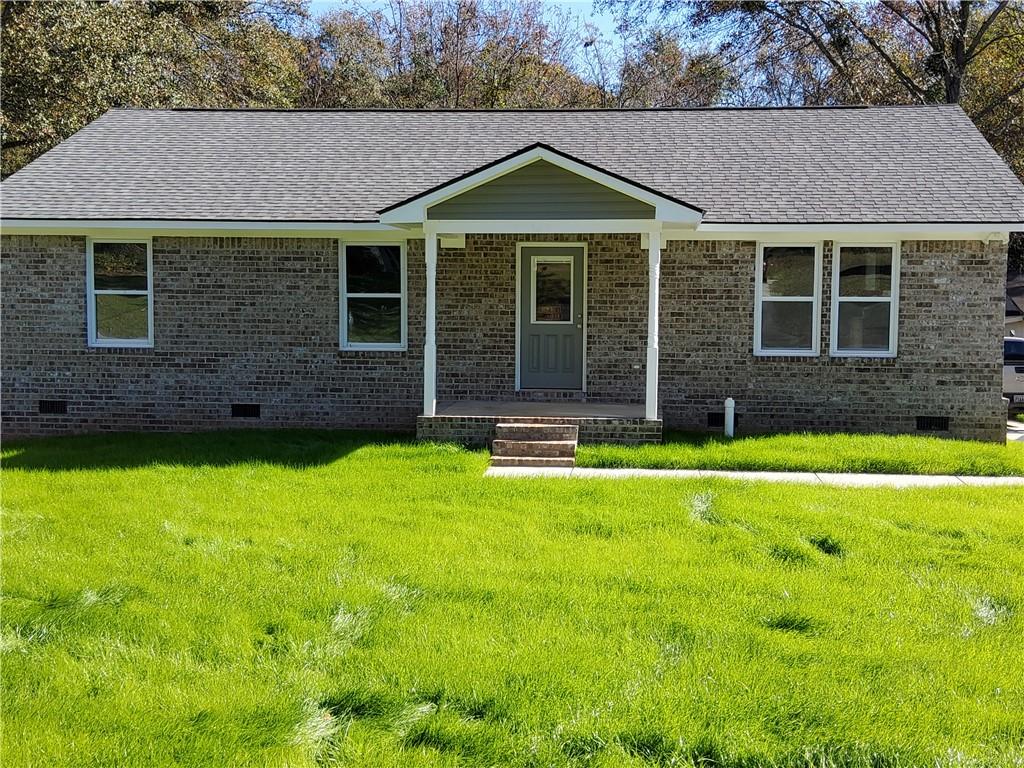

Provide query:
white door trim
left=515, top=242, right=588, bottom=392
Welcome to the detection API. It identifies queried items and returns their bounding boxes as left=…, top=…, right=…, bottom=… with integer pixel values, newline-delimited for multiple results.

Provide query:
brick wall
left=416, top=415, right=661, bottom=446
left=659, top=239, right=1008, bottom=442
left=436, top=233, right=644, bottom=403
left=0, top=234, right=1007, bottom=441
left=1, top=235, right=424, bottom=435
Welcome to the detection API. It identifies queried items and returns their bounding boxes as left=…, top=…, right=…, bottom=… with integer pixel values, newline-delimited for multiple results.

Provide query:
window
left=831, top=243, right=899, bottom=357
left=87, top=239, right=153, bottom=347
left=1005, top=338, right=1024, bottom=364
left=754, top=243, right=821, bottom=356
left=531, top=254, right=573, bottom=323
left=340, top=242, right=406, bottom=350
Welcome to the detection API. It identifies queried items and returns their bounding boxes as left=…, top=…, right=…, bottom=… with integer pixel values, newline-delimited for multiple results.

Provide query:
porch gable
left=427, top=160, right=655, bottom=221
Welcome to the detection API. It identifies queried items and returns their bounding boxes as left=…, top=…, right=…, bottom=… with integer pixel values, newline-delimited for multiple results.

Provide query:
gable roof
left=2, top=105, right=1023, bottom=226
left=379, top=143, right=703, bottom=224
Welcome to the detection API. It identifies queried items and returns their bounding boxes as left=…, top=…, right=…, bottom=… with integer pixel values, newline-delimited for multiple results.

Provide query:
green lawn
left=3, top=430, right=1024, bottom=767
left=578, top=431, right=1024, bottom=476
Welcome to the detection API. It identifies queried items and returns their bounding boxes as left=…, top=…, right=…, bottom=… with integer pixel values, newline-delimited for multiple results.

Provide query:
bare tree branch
left=972, top=74, right=1024, bottom=121
left=834, top=1, right=928, bottom=101
left=879, top=1, right=931, bottom=41
left=965, top=0, right=1011, bottom=60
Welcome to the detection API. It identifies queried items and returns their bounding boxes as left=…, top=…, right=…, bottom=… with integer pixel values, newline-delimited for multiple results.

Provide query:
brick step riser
left=489, top=456, right=576, bottom=468
left=495, top=424, right=579, bottom=442
left=492, top=439, right=577, bottom=458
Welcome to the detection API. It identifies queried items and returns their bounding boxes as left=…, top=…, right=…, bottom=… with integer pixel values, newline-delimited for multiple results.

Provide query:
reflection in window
left=756, top=244, right=819, bottom=354
left=534, top=260, right=572, bottom=322
left=833, top=244, right=897, bottom=355
left=342, top=243, right=405, bottom=348
left=89, top=241, right=152, bottom=345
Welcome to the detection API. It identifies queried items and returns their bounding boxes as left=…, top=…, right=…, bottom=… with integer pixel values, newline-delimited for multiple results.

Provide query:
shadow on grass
left=1, top=428, right=418, bottom=471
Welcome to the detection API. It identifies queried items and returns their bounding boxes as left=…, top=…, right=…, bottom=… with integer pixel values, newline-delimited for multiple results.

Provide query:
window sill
left=88, top=341, right=154, bottom=349
left=830, top=350, right=897, bottom=359
left=754, top=349, right=820, bottom=358
left=339, top=345, right=408, bottom=353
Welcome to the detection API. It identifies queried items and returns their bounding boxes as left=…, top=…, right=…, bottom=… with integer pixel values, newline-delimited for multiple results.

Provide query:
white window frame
left=529, top=252, right=574, bottom=325
left=754, top=242, right=822, bottom=357
left=339, top=240, right=408, bottom=351
left=86, top=237, right=154, bottom=348
left=830, top=242, right=900, bottom=358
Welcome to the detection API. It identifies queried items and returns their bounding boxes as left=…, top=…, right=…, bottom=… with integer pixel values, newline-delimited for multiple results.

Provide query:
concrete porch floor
left=418, top=400, right=660, bottom=445
left=434, top=400, right=647, bottom=419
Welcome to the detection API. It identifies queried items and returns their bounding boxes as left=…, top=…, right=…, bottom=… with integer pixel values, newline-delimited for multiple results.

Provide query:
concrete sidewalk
left=485, top=466, right=1024, bottom=487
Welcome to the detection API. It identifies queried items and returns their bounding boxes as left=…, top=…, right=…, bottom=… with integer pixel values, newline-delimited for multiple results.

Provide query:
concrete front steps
left=490, top=423, right=578, bottom=468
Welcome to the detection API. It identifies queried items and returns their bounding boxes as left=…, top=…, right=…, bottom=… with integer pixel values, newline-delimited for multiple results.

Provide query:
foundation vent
left=231, top=403, right=261, bottom=418
left=916, top=415, right=950, bottom=432
left=708, top=412, right=740, bottom=429
left=38, top=399, right=68, bottom=415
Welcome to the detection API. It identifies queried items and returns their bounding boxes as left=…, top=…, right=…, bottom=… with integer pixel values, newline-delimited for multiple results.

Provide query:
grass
left=3, top=429, right=1024, bottom=767
left=577, top=430, right=1024, bottom=476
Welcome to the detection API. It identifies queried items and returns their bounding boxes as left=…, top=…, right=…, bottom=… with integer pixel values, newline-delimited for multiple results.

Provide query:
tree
left=601, top=1, right=1024, bottom=174
left=299, top=0, right=603, bottom=109
left=299, top=9, right=389, bottom=107
left=583, top=28, right=730, bottom=106
left=1, top=0, right=306, bottom=177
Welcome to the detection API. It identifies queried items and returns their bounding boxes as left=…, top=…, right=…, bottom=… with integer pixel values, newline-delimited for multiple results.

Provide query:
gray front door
left=519, top=245, right=585, bottom=389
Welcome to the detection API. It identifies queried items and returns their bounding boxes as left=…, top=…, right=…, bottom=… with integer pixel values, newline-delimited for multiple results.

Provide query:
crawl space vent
left=707, top=412, right=740, bottom=428
left=916, top=415, right=950, bottom=432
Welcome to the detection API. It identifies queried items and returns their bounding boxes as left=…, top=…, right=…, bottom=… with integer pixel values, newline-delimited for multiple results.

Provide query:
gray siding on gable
left=427, top=160, right=655, bottom=220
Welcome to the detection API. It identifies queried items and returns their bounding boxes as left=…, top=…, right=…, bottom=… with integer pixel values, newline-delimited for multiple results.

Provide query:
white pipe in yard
left=724, top=397, right=735, bottom=438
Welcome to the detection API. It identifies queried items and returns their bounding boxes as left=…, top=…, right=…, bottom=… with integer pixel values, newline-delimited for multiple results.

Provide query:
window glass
left=93, top=242, right=148, bottom=291
left=89, top=240, right=151, bottom=345
left=837, top=301, right=891, bottom=351
left=761, top=301, right=814, bottom=350
left=534, top=260, right=571, bottom=322
left=346, top=297, right=402, bottom=344
left=95, top=294, right=149, bottom=340
left=1005, top=339, right=1024, bottom=363
left=838, top=246, right=892, bottom=297
left=346, top=245, right=401, bottom=293
left=342, top=243, right=405, bottom=348
left=761, top=246, right=815, bottom=297
left=756, top=244, right=819, bottom=354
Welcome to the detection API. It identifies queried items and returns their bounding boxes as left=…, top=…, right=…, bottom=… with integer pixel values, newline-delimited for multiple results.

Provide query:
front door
left=519, top=245, right=585, bottom=389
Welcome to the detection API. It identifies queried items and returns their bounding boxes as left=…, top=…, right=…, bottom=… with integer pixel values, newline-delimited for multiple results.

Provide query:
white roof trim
left=3, top=219, right=1016, bottom=242
left=379, top=146, right=703, bottom=226
left=676, top=222, right=1019, bottom=242
left=425, top=219, right=662, bottom=235
left=694, top=222, right=1023, bottom=232
left=0, top=219, right=410, bottom=238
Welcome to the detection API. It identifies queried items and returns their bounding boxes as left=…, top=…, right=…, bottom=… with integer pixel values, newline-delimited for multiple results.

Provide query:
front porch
left=377, top=143, right=695, bottom=447
left=416, top=400, right=662, bottom=446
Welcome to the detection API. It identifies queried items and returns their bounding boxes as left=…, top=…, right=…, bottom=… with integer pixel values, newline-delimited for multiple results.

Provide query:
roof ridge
left=106, top=103, right=961, bottom=114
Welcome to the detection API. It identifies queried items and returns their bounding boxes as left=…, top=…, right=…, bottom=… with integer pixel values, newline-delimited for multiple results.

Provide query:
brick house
left=2, top=105, right=1023, bottom=443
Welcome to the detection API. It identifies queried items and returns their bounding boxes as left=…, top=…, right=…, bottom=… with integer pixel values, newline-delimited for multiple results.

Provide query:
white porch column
left=423, top=231, right=438, bottom=416
left=645, top=230, right=661, bottom=420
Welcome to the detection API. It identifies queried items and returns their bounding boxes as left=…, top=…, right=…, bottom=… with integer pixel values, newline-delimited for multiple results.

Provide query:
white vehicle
left=1005, top=337, right=1024, bottom=409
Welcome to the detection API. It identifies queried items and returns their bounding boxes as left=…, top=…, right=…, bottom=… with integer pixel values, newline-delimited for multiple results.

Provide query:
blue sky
left=306, top=1, right=620, bottom=38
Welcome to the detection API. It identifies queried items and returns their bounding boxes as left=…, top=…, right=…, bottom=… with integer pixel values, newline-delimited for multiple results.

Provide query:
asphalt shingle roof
left=2, top=105, right=1022, bottom=225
